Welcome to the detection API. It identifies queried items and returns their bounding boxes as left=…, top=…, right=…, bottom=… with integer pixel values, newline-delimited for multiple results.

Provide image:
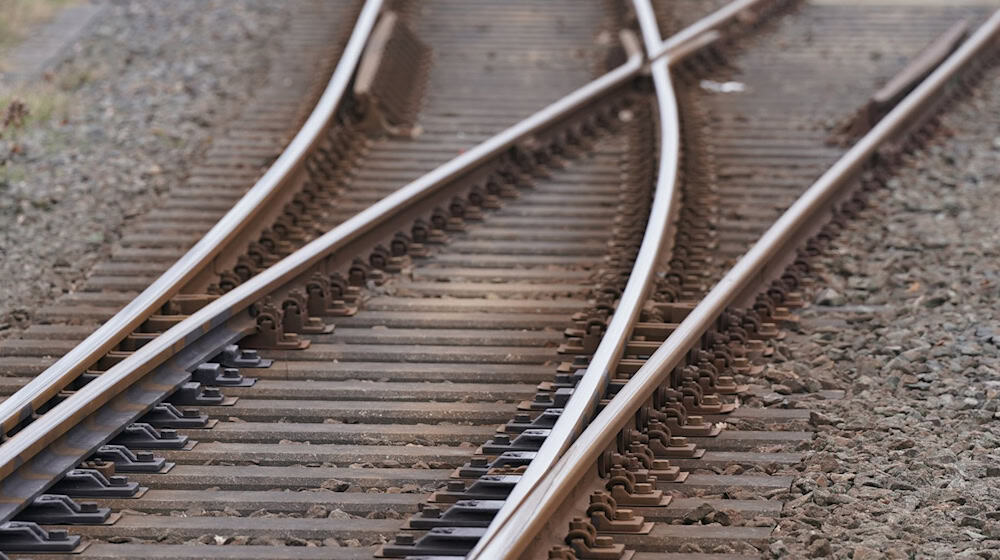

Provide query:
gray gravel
left=767, top=63, right=1000, bottom=558
left=0, top=0, right=290, bottom=334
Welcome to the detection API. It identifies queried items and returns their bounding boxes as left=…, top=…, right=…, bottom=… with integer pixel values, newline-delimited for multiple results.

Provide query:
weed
left=0, top=82, right=75, bottom=185
left=1, top=86, right=71, bottom=124
left=0, top=98, right=30, bottom=182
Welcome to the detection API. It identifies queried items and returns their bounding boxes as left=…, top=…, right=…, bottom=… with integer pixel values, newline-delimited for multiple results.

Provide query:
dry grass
left=0, top=0, right=99, bottom=129
left=0, top=84, right=72, bottom=127
left=0, top=0, right=81, bottom=184
left=0, top=0, right=92, bottom=126
left=0, top=83, right=75, bottom=186
left=0, top=0, right=80, bottom=57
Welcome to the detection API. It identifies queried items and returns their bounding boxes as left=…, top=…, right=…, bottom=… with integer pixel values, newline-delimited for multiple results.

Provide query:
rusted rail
left=473, top=4, right=1000, bottom=557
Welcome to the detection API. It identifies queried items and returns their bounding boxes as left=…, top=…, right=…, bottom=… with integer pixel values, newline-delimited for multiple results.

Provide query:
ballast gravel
left=0, top=1, right=289, bottom=335
left=766, top=64, right=1000, bottom=558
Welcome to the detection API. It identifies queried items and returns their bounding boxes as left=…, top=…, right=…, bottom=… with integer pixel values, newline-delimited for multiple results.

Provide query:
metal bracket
left=167, top=382, right=230, bottom=406
left=586, top=492, right=652, bottom=534
left=538, top=370, right=585, bottom=392
left=481, top=429, right=550, bottom=454
left=281, top=289, right=335, bottom=335
left=306, top=272, right=359, bottom=317
left=432, top=475, right=519, bottom=503
left=50, top=469, right=143, bottom=498
left=379, top=527, right=486, bottom=558
left=239, top=300, right=311, bottom=350
left=548, top=545, right=578, bottom=559
left=606, top=467, right=668, bottom=507
left=110, top=423, right=190, bottom=450
left=91, top=444, right=171, bottom=474
left=15, top=494, right=110, bottom=525
left=645, top=422, right=704, bottom=459
left=210, top=344, right=273, bottom=368
left=522, top=387, right=573, bottom=410
left=192, top=363, right=255, bottom=387
left=680, top=380, right=736, bottom=414
left=407, top=499, right=503, bottom=529
left=0, top=521, right=81, bottom=553
left=505, top=409, right=562, bottom=433
left=140, top=402, right=213, bottom=429
left=565, top=518, right=632, bottom=560
left=458, top=451, right=535, bottom=478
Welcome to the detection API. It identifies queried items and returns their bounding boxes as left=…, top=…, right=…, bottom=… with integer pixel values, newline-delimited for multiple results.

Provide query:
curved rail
left=0, top=32, right=645, bottom=489
left=0, top=0, right=385, bottom=436
left=467, top=5, right=682, bottom=560
left=473, top=4, right=1000, bottom=557
left=650, top=0, right=768, bottom=61
left=468, top=0, right=773, bottom=556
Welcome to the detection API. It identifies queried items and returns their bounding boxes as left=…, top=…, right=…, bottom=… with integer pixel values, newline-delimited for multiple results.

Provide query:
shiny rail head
left=0, top=26, right=647, bottom=523
left=472, top=6, right=1000, bottom=559
left=650, top=0, right=774, bottom=62
left=0, top=0, right=389, bottom=523
left=0, top=0, right=388, bottom=441
left=467, top=0, right=777, bottom=557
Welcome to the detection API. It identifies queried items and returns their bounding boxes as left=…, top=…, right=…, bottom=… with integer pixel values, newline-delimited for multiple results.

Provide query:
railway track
left=0, top=0, right=997, bottom=558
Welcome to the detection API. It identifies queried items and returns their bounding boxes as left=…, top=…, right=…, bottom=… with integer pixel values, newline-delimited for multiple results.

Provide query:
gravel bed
left=768, top=64, right=1000, bottom=558
left=0, top=0, right=291, bottom=334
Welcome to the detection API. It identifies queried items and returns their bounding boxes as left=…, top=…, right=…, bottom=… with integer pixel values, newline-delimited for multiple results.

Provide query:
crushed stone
left=770, top=63, right=1000, bottom=558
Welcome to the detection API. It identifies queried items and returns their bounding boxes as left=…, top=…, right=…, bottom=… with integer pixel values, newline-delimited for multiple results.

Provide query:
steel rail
left=840, top=19, right=970, bottom=139
left=466, top=3, right=680, bottom=559
left=0, top=34, right=645, bottom=483
left=649, top=0, right=768, bottom=62
left=475, top=6, right=1000, bottom=558
left=0, top=0, right=385, bottom=436
left=468, top=0, right=774, bottom=556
